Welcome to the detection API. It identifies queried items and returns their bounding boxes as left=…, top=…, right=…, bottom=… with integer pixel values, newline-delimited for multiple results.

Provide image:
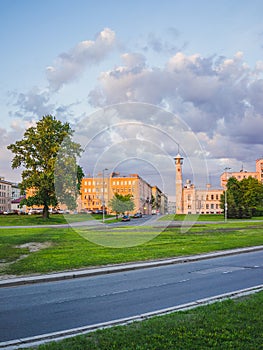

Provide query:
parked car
left=133, top=212, right=142, bottom=218
left=121, top=215, right=130, bottom=221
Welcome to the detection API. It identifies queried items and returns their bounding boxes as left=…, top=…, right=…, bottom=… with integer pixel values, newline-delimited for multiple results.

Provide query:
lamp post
left=102, top=168, right=108, bottom=223
left=224, top=167, right=231, bottom=222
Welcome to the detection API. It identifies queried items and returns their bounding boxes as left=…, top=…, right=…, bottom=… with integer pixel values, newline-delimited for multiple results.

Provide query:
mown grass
left=1, top=221, right=263, bottom=275
left=0, top=213, right=114, bottom=226
left=160, top=213, right=263, bottom=221
left=35, top=291, right=263, bottom=350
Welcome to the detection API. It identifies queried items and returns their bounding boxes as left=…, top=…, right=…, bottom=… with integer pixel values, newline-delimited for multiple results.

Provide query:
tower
left=174, top=153, right=184, bottom=214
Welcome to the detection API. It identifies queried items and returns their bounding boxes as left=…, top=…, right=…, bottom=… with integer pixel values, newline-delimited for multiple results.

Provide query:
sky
left=1, top=0, right=263, bottom=199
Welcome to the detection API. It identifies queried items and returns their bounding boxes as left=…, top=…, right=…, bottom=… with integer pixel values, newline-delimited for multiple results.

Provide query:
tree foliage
left=221, top=176, right=263, bottom=218
left=7, top=115, right=83, bottom=218
left=108, top=193, right=135, bottom=216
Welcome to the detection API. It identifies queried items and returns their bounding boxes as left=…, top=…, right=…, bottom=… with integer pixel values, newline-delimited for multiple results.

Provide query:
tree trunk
left=43, top=204, right=49, bottom=219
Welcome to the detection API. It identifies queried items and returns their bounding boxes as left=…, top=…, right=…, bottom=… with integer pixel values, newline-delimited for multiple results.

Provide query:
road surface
left=0, top=250, right=262, bottom=342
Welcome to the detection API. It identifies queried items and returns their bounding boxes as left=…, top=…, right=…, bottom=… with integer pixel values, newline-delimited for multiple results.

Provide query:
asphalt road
left=0, top=250, right=263, bottom=342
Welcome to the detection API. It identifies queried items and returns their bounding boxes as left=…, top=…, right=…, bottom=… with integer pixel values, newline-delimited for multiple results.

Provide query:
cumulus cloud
left=88, top=51, right=263, bottom=159
left=0, top=124, right=27, bottom=182
left=13, top=88, right=54, bottom=117
left=46, top=28, right=116, bottom=91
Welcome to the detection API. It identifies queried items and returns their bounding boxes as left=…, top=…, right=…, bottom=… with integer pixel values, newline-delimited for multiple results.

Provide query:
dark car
left=121, top=215, right=130, bottom=221
left=133, top=212, right=142, bottom=218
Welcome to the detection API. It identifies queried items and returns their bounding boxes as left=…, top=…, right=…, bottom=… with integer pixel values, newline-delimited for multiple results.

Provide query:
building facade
left=175, top=158, right=263, bottom=215
left=151, top=186, right=168, bottom=214
left=182, top=180, right=223, bottom=215
left=81, top=173, right=153, bottom=214
left=221, top=158, right=263, bottom=188
left=0, top=177, right=12, bottom=213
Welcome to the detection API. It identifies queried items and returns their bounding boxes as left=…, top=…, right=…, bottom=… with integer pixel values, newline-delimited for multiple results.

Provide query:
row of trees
left=7, top=115, right=135, bottom=219
left=221, top=176, right=263, bottom=218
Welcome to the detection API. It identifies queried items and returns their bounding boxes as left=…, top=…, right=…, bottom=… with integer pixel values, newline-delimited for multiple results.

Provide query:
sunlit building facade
left=220, top=158, right=263, bottom=188
left=81, top=173, right=153, bottom=214
left=175, top=158, right=263, bottom=215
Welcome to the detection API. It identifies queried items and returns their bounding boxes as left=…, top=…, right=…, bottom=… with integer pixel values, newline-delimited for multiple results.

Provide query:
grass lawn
left=36, top=291, right=263, bottom=350
left=1, top=221, right=263, bottom=276
left=0, top=213, right=115, bottom=226
left=160, top=213, right=263, bottom=221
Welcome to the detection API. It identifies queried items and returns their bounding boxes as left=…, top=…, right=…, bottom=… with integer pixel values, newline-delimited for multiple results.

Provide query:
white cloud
left=46, top=28, right=116, bottom=91
left=88, top=51, right=263, bottom=154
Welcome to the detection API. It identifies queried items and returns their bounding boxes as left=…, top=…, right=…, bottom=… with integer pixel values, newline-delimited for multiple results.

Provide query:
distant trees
left=220, top=176, right=263, bottom=218
left=7, top=115, right=83, bottom=219
left=108, top=193, right=135, bottom=218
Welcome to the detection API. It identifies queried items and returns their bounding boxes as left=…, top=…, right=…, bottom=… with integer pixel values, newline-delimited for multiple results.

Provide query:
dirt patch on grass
left=0, top=241, right=53, bottom=280
left=15, top=241, right=53, bottom=252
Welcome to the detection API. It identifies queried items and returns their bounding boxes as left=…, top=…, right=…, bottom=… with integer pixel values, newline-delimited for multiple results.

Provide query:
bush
left=251, top=207, right=263, bottom=217
left=227, top=206, right=252, bottom=219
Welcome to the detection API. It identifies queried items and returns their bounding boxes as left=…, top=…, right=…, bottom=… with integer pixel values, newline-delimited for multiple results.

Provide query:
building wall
left=81, top=173, right=153, bottom=214
left=220, top=171, right=258, bottom=189
left=182, top=181, right=223, bottom=215
left=256, top=158, right=263, bottom=183
left=220, top=158, right=263, bottom=188
left=0, top=177, right=12, bottom=212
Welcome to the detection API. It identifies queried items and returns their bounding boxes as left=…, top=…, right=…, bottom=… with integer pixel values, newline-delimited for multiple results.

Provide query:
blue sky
left=1, top=0, right=263, bottom=197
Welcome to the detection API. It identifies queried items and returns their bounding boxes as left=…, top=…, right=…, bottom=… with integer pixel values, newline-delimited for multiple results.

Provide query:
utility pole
left=224, top=167, right=231, bottom=222
left=102, top=168, right=108, bottom=223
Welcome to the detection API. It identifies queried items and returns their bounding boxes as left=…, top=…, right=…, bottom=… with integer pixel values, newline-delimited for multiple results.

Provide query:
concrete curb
left=1, top=245, right=263, bottom=288
left=1, top=284, right=263, bottom=349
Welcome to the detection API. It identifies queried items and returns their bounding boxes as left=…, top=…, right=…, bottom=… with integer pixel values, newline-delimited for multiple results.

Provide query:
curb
left=1, top=245, right=263, bottom=288
left=1, top=284, right=263, bottom=349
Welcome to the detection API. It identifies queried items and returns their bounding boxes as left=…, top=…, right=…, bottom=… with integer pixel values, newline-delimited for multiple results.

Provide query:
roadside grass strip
left=12, top=289, right=263, bottom=350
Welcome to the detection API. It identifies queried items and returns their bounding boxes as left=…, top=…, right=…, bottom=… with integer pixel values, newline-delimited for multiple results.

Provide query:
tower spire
left=174, top=153, right=184, bottom=214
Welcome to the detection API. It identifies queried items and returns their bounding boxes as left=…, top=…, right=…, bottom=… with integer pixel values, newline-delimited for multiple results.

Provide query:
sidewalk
left=1, top=245, right=263, bottom=288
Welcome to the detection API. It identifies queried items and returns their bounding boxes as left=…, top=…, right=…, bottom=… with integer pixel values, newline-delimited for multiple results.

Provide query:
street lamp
left=224, top=167, right=231, bottom=222
left=102, top=168, right=108, bottom=223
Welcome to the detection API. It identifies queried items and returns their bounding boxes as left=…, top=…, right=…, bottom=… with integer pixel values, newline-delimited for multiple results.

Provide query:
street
left=0, top=250, right=263, bottom=342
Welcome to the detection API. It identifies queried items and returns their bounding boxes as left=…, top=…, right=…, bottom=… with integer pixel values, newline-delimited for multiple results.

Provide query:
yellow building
left=81, top=173, right=153, bottom=214
left=220, top=158, right=263, bottom=188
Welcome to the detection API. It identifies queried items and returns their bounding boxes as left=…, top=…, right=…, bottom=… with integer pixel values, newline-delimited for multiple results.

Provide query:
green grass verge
left=1, top=221, right=263, bottom=275
left=160, top=213, right=263, bottom=221
left=0, top=213, right=115, bottom=226
left=35, top=291, right=263, bottom=350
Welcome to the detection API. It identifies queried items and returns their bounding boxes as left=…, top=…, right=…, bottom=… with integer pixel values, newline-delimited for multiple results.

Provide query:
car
left=121, top=215, right=130, bottom=221
left=133, top=212, right=142, bottom=218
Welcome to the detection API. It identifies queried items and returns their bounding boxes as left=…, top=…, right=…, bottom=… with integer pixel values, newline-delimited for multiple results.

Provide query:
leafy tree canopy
left=7, top=115, right=83, bottom=218
left=108, top=193, right=135, bottom=216
left=221, top=175, right=263, bottom=218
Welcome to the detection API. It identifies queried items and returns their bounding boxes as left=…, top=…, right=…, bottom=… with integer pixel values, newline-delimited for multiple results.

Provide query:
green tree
left=221, top=175, right=263, bottom=218
left=240, top=176, right=263, bottom=207
left=108, top=193, right=135, bottom=218
left=7, top=115, right=82, bottom=218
